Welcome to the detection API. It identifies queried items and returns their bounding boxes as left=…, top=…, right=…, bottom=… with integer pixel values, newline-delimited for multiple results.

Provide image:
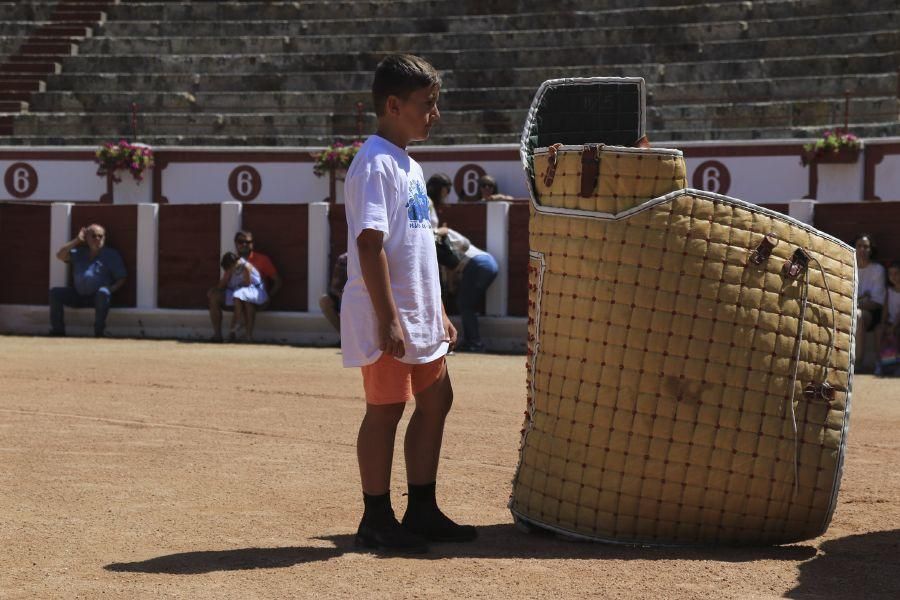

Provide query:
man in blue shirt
left=49, top=223, right=127, bottom=337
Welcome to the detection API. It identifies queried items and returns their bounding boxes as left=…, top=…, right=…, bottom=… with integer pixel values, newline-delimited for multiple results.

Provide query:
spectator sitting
left=219, top=251, right=268, bottom=342
left=49, top=223, right=126, bottom=338
left=854, top=233, right=885, bottom=372
left=434, top=226, right=498, bottom=352
left=475, top=174, right=513, bottom=202
left=319, top=252, right=348, bottom=333
left=208, top=229, right=282, bottom=342
left=877, top=260, right=900, bottom=376
left=426, top=172, right=453, bottom=227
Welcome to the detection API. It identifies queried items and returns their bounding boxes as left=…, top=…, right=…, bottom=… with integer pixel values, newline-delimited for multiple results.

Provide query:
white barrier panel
left=4, top=140, right=892, bottom=206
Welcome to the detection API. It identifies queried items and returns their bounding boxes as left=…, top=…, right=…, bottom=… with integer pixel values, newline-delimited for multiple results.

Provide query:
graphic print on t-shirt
left=407, top=179, right=432, bottom=229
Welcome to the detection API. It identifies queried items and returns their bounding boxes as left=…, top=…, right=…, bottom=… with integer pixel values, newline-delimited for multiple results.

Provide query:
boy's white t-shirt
left=340, top=134, right=448, bottom=367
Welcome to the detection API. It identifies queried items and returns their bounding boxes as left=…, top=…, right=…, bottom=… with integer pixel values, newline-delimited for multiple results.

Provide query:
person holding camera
left=49, top=223, right=127, bottom=338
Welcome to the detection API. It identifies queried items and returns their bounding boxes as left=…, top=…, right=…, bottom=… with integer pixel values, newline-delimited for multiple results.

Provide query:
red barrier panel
left=158, top=204, right=220, bottom=309
left=814, top=202, right=900, bottom=262
left=0, top=202, right=50, bottom=304
left=241, top=204, right=308, bottom=311
left=507, top=200, right=530, bottom=317
left=70, top=205, right=137, bottom=307
left=436, top=203, right=486, bottom=249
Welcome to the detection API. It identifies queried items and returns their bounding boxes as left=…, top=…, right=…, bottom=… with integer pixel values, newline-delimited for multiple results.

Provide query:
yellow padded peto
left=511, top=168, right=855, bottom=545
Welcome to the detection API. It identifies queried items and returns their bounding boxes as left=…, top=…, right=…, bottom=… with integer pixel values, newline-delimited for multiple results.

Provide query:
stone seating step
left=0, top=23, right=90, bottom=37
left=0, top=100, right=26, bottom=112
left=4, top=120, right=899, bottom=147
left=35, top=25, right=93, bottom=37
left=73, top=29, right=900, bottom=61
left=98, top=0, right=898, bottom=24
left=0, top=38, right=26, bottom=56
left=50, top=44, right=900, bottom=76
left=53, top=2, right=113, bottom=11
left=0, top=91, right=33, bottom=102
left=0, top=79, right=45, bottom=92
left=41, top=67, right=897, bottom=100
left=27, top=75, right=898, bottom=113
left=0, top=4, right=58, bottom=21
left=50, top=10, right=106, bottom=25
left=19, top=41, right=78, bottom=55
left=94, top=10, right=896, bottom=40
left=11, top=97, right=896, bottom=137
left=0, top=62, right=60, bottom=74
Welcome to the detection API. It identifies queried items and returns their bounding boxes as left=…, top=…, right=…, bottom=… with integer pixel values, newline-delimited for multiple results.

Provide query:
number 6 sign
left=228, top=165, right=262, bottom=202
left=4, top=162, right=38, bottom=199
left=454, top=163, right=486, bottom=200
left=691, top=160, right=731, bottom=195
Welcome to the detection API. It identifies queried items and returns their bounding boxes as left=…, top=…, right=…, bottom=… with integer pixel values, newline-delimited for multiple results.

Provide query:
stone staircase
left=0, top=0, right=117, bottom=135
left=1, top=0, right=898, bottom=145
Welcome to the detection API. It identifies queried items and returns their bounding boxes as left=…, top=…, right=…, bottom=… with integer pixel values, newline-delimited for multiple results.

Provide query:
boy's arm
left=441, top=302, right=457, bottom=351
left=357, top=228, right=405, bottom=358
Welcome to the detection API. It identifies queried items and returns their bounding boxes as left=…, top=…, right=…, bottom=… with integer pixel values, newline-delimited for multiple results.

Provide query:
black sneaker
left=402, top=506, right=478, bottom=543
left=355, top=515, right=429, bottom=554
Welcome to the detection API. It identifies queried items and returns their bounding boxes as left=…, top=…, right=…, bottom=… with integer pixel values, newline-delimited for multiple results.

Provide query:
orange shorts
left=360, top=353, right=446, bottom=405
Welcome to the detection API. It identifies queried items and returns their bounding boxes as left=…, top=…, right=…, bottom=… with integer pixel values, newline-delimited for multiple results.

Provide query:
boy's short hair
left=372, top=54, right=441, bottom=116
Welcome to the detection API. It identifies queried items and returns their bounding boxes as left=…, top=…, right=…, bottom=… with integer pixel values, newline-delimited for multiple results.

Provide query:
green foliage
left=801, top=130, right=861, bottom=166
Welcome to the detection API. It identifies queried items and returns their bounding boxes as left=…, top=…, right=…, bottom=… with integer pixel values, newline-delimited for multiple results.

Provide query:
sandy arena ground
left=1, top=336, right=898, bottom=599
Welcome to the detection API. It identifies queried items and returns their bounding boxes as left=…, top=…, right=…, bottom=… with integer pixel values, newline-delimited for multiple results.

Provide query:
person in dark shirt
left=49, top=223, right=127, bottom=337
left=319, top=252, right=348, bottom=333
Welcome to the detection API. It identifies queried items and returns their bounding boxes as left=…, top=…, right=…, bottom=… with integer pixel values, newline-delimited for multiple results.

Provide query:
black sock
left=362, top=491, right=393, bottom=523
left=407, top=482, right=438, bottom=508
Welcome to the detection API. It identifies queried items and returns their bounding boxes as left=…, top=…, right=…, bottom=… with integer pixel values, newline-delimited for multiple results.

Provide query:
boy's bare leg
left=401, top=366, right=477, bottom=542
left=355, top=402, right=427, bottom=553
left=357, top=403, right=405, bottom=494
left=405, top=365, right=452, bottom=485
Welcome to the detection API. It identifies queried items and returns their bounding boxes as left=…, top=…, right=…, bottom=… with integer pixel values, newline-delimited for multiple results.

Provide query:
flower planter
left=810, top=147, right=860, bottom=164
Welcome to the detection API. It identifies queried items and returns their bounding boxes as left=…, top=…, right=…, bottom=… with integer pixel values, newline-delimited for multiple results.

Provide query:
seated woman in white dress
left=854, top=234, right=886, bottom=372
left=220, top=251, right=269, bottom=342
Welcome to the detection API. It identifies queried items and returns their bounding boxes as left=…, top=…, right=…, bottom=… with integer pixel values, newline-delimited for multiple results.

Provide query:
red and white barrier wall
left=1, top=139, right=898, bottom=346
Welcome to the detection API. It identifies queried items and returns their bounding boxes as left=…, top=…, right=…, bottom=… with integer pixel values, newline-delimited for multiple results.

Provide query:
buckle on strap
left=782, top=248, right=810, bottom=279
left=542, top=143, right=562, bottom=188
left=749, top=233, right=779, bottom=265
left=804, top=382, right=835, bottom=403
left=579, top=143, right=601, bottom=198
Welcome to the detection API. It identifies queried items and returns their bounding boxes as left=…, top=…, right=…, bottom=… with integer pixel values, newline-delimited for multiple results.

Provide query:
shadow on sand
left=105, top=522, right=819, bottom=574
left=786, top=529, right=900, bottom=599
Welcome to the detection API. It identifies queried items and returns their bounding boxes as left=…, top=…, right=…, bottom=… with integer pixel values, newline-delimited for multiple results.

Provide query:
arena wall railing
left=1, top=139, right=899, bottom=347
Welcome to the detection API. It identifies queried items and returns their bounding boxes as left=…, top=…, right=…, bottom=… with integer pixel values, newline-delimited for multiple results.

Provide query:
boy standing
left=341, top=54, right=477, bottom=553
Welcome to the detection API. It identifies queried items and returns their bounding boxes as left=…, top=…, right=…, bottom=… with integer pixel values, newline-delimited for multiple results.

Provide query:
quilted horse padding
left=509, top=78, right=855, bottom=545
